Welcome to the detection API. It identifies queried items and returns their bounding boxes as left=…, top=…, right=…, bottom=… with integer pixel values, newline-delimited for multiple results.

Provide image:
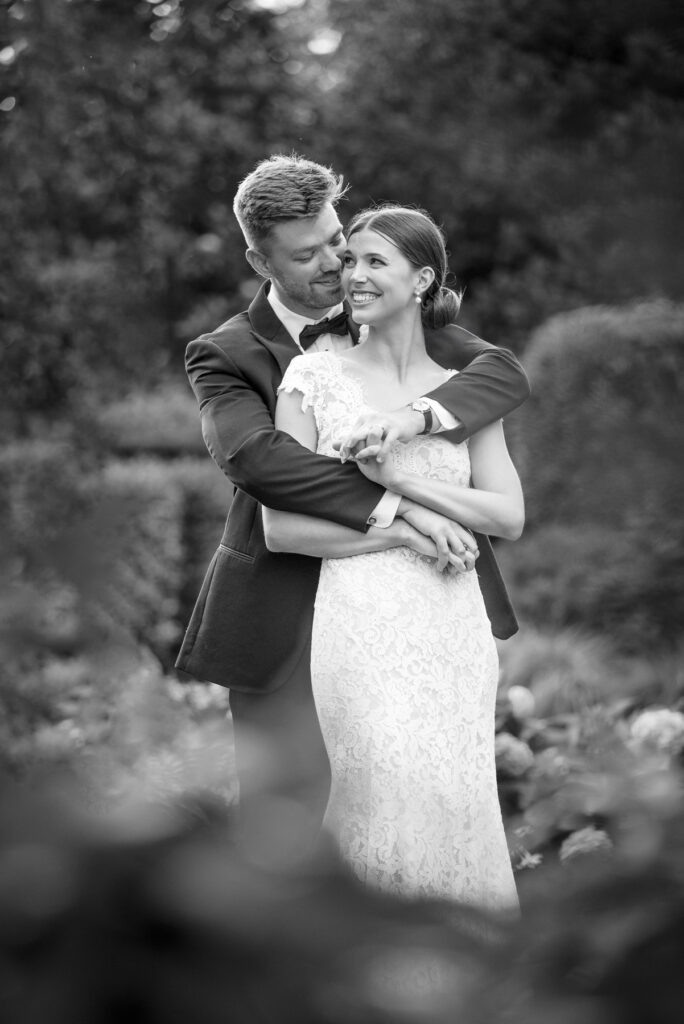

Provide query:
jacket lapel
left=247, top=281, right=301, bottom=378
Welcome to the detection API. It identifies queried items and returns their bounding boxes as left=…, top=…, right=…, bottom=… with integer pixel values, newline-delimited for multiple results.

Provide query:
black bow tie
left=299, top=310, right=351, bottom=349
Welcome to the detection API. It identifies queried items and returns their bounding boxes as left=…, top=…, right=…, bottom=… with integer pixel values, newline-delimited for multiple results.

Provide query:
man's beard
left=288, top=275, right=344, bottom=312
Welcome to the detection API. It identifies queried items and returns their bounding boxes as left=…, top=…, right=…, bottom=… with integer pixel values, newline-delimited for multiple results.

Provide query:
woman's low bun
left=421, top=286, right=462, bottom=330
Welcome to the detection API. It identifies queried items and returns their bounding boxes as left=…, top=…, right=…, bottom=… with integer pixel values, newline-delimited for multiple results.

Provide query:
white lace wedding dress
left=280, top=352, right=518, bottom=911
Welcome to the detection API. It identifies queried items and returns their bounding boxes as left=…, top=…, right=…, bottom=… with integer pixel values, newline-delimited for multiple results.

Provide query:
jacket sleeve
left=186, top=335, right=384, bottom=532
left=425, top=326, right=530, bottom=442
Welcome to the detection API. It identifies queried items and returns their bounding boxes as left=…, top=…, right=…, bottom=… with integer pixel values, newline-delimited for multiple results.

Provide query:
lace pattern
left=279, top=352, right=518, bottom=910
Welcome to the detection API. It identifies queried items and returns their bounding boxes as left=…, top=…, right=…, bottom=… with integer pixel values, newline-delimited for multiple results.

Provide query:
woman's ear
left=417, top=266, right=436, bottom=293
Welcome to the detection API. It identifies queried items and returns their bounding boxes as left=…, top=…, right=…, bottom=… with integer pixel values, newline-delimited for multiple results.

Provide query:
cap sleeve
left=278, top=353, right=327, bottom=414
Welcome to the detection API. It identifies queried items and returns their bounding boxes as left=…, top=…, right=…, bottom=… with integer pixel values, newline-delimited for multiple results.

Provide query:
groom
left=176, top=154, right=529, bottom=855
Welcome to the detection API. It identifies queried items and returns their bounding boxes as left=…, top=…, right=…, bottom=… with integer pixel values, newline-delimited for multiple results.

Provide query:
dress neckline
left=321, top=351, right=457, bottom=414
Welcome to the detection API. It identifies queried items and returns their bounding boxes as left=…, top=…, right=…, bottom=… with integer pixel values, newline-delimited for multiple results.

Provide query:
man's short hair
left=233, top=154, right=347, bottom=250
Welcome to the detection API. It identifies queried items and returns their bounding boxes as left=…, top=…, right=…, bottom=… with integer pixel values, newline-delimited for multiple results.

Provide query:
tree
left=298, top=0, right=684, bottom=348
left=0, top=0, right=312, bottom=431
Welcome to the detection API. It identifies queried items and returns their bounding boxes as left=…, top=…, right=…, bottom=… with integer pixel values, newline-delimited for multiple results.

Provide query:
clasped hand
left=334, top=415, right=478, bottom=574
left=401, top=504, right=479, bottom=574
left=333, top=405, right=424, bottom=464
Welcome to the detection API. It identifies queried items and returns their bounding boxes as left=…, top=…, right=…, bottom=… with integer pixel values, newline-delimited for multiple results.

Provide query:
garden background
left=1, top=2, right=684, bottom=1020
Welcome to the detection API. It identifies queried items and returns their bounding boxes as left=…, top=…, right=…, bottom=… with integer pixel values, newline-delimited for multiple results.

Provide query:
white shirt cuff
left=367, top=490, right=402, bottom=528
left=424, top=399, right=460, bottom=433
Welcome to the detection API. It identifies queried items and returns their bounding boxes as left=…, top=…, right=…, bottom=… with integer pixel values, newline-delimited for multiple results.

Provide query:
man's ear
left=245, top=248, right=271, bottom=280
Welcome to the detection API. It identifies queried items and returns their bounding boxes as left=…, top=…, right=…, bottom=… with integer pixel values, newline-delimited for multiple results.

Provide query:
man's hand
left=400, top=503, right=479, bottom=573
left=334, top=406, right=425, bottom=463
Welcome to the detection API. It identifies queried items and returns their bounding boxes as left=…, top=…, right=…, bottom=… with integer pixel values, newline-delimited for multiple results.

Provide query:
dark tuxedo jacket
left=176, top=282, right=529, bottom=693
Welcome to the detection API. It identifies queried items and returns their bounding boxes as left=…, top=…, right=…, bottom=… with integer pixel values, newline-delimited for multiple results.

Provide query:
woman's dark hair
left=346, top=204, right=462, bottom=329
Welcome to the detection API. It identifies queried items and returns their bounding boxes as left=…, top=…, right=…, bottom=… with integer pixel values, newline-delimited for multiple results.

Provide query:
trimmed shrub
left=516, top=299, right=684, bottom=528
left=159, top=458, right=233, bottom=626
left=95, top=458, right=231, bottom=663
left=2, top=438, right=231, bottom=670
left=95, top=460, right=186, bottom=655
left=96, top=384, right=206, bottom=457
left=505, top=300, right=684, bottom=649
left=0, top=438, right=95, bottom=560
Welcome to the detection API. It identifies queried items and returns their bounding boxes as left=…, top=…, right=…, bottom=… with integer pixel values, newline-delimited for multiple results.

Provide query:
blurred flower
left=559, top=826, right=613, bottom=865
left=495, top=733, right=535, bottom=778
left=33, top=719, right=85, bottom=756
left=533, top=747, right=572, bottom=780
left=515, top=850, right=543, bottom=871
left=507, top=684, right=536, bottom=719
left=140, top=749, right=186, bottom=800
left=167, top=680, right=230, bottom=714
left=630, top=708, right=684, bottom=755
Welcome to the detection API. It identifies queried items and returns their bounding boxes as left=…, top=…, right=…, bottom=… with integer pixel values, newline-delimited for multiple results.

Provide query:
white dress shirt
left=267, top=286, right=459, bottom=527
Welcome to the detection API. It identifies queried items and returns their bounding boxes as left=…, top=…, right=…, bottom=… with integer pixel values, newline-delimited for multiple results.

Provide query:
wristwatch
left=410, top=399, right=434, bottom=435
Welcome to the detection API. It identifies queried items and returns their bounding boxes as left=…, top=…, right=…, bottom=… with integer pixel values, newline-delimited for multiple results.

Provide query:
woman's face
left=342, top=228, right=423, bottom=325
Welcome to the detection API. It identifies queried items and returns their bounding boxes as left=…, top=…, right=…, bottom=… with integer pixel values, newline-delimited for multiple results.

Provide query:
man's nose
left=320, top=246, right=342, bottom=273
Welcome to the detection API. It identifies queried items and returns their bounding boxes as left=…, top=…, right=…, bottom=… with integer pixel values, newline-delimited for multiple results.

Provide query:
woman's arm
left=262, top=389, right=471, bottom=570
left=357, top=420, right=525, bottom=541
left=263, top=507, right=430, bottom=559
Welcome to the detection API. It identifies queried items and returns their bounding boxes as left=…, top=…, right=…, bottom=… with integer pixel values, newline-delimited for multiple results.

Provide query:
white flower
left=515, top=850, right=543, bottom=871
left=559, top=826, right=613, bottom=865
left=507, top=685, right=536, bottom=720
left=31, top=720, right=86, bottom=760
left=495, top=732, right=535, bottom=777
left=630, top=708, right=684, bottom=755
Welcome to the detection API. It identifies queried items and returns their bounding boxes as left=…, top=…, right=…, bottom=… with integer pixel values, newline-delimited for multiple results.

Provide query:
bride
left=262, top=205, right=523, bottom=911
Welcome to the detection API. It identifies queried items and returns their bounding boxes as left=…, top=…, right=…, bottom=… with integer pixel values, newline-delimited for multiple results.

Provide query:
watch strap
left=411, top=401, right=434, bottom=435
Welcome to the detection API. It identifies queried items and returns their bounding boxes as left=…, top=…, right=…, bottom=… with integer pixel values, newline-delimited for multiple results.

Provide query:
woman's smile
left=350, top=290, right=380, bottom=306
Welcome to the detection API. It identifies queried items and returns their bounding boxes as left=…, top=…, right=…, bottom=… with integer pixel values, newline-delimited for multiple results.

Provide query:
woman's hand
left=333, top=406, right=425, bottom=463
left=352, top=452, right=398, bottom=489
left=401, top=504, right=479, bottom=573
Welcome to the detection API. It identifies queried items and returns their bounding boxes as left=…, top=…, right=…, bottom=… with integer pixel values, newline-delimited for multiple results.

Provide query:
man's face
left=256, top=202, right=346, bottom=316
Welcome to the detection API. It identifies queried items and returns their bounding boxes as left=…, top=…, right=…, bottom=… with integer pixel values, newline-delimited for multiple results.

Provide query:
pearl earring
left=414, top=291, right=422, bottom=304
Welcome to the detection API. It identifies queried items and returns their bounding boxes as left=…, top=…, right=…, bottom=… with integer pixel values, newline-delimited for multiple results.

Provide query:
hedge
left=502, top=300, right=684, bottom=649
left=1, top=442, right=231, bottom=670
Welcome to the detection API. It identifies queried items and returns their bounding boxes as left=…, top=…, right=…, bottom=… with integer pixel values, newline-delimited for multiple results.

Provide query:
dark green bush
left=505, top=301, right=684, bottom=648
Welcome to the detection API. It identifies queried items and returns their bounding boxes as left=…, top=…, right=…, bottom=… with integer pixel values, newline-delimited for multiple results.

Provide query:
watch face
left=412, top=400, right=430, bottom=412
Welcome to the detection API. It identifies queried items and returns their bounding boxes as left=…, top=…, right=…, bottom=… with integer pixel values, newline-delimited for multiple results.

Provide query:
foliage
left=2, top=10, right=683, bottom=1004
left=499, top=300, right=684, bottom=648
left=1, top=741, right=684, bottom=1023
left=516, top=300, right=684, bottom=526
left=96, top=383, right=206, bottom=457
left=1, top=0, right=311, bottom=429
left=3, top=0, right=683, bottom=439
left=309, top=0, right=684, bottom=346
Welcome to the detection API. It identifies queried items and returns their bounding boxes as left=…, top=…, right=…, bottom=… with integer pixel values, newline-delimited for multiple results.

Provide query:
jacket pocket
left=218, top=543, right=255, bottom=565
